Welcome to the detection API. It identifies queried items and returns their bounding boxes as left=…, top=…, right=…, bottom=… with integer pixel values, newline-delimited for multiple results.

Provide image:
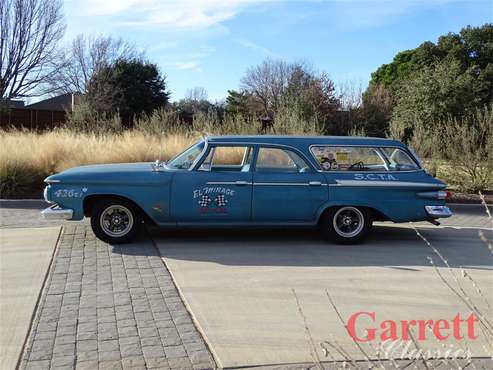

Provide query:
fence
left=0, top=108, right=67, bottom=130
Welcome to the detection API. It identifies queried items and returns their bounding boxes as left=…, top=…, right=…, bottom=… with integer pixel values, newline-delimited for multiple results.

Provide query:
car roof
left=206, top=135, right=405, bottom=147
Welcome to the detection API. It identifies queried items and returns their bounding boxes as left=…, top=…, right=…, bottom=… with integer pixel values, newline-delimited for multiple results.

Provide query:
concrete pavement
left=153, top=224, right=493, bottom=368
left=0, top=200, right=63, bottom=229
left=0, top=226, right=61, bottom=370
left=2, top=200, right=492, bottom=369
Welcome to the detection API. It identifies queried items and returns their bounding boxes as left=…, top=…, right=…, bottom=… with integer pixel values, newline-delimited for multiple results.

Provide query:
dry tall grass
left=0, top=129, right=197, bottom=197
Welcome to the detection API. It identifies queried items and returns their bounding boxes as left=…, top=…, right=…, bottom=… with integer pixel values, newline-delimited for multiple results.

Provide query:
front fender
left=80, top=185, right=170, bottom=224
left=48, top=182, right=171, bottom=223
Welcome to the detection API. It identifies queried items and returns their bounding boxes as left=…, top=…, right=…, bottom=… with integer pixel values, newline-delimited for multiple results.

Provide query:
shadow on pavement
left=113, top=224, right=493, bottom=270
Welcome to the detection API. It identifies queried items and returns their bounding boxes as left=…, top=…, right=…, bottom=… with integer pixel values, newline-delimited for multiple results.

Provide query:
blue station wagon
left=42, top=135, right=452, bottom=244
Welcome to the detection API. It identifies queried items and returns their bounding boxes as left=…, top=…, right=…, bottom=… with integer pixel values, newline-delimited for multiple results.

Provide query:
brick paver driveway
left=19, top=224, right=215, bottom=370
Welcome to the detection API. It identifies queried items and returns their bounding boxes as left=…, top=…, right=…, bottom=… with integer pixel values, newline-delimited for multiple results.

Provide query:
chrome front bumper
left=41, top=205, right=73, bottom=220
left=425, top=205, right=452, bottom=218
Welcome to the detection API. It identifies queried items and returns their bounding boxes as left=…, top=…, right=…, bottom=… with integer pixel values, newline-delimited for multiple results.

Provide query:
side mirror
left=151, top=160, right=166, bottom=172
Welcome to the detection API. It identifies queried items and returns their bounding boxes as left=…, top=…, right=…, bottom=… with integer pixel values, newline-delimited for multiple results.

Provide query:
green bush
left=65, top=101, right=123, bottom=134
left=434, top=107, right=493, bottom=193
left=398, top=106, right=493, bottom=192
left=0, top=160, right=48, bottom=198
left=136, top=103, right=324, bottom=137
left=135, top=108, right=182, bottom=136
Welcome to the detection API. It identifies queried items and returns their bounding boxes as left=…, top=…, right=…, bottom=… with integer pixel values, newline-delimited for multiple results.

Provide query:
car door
left=170, top=145, right=254, bottom=223
left=252, top=146, right=328, bottom=222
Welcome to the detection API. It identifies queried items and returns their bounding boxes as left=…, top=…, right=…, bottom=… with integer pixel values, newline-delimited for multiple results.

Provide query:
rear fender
left=316, top=201, right=391, bottom=223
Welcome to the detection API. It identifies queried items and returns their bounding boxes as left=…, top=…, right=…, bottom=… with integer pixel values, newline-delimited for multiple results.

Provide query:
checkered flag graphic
left=215, top=194, right=228, bottom=207
left=198, top=195, right=212, bottom=207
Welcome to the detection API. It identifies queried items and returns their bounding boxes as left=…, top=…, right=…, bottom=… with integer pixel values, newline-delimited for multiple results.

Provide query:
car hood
left=45, top=162, right=173, bottom=185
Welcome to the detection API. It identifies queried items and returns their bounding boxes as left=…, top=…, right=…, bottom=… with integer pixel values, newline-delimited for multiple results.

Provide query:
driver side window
left=199, top=146, right=253, bottom=172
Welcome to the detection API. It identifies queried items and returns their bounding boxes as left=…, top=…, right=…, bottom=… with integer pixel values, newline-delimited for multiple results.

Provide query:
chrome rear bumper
left=425, top=205, right=452, bottom=218
left=41, top=205, right=73, bottom=220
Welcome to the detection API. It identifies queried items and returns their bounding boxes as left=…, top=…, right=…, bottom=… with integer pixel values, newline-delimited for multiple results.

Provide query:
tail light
left=418, top=191, right=452, bottom=200
left=438, top=190, right=452, bottom=200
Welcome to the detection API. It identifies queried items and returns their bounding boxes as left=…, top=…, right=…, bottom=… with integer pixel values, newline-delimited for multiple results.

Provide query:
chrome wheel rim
left=333, top=207, right=364, bottom=238
left=100, top=205, right=133, bottom=237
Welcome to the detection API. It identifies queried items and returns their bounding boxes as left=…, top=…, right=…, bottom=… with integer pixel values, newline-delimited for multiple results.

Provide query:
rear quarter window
left=310, top=145, right=421, bottom=172
left=310, top=146, right=388, bottom=171
left=381, top=147, right=420, bottom=171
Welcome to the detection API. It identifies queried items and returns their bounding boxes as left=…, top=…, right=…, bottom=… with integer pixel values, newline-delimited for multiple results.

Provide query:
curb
left=0, top=199, right=49, bottom=209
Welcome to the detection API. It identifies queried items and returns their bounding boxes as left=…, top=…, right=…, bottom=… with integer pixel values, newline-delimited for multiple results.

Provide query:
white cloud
left=83, top=0, right=261, bottom=30
left=162, top=60, right=202, bottom=72
left=175, top=61, right=201, bottom=70
left=236, top=38, right=280, bottom=58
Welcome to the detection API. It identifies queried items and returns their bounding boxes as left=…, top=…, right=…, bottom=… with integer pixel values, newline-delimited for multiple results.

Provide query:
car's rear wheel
left=90, top=199, right=141, bottom=244
left=320, top=206, right=372, bottom=244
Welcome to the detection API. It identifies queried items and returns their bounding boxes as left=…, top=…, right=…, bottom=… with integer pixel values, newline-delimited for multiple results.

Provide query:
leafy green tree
left=364, top=23, right=493, bottom=137
left=391, top=58, right=483, bottom=140
left=86, top=58, right=169, bottom=123
left=369, top=24, right=492, bottom=93
left=225, top=90, right=261, bottom=117
left=369, top=42, right=439, bottom=91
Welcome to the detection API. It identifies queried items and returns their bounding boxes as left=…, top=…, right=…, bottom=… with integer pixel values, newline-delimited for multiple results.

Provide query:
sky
left=63, top=0, right=493, bottom=102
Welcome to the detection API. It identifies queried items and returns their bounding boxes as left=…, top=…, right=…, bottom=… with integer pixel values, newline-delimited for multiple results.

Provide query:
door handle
left=309, top=181, right=322, bottom=186
left=235, top=181, right=249, bottom=186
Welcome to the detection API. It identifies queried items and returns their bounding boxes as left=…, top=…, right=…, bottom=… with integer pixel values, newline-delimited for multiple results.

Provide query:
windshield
left=167, top=141, right=205, bottom=170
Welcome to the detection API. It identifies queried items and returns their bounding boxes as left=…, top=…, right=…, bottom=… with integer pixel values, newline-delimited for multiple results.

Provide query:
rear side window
left=256, top=147, right=311, bottom=173
left=310, top=146, right=387, bottom=171
left=381, top=147, right=420, bottom=171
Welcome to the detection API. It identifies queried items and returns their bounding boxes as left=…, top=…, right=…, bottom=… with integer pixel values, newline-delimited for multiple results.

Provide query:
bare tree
left=240, top=58, right=340, bottom=126
left=185, top=86, right=208, bottom=102
left=336, top=79, right=363, bottom=111
left=0, top=0, right=65, bottom=99
left=50, top=34, right=140, bottom=94
left=240, top=58, right=299, bottom=115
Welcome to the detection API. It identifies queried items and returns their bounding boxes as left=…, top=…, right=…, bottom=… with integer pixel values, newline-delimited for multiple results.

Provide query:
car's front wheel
left=90, top=199, right=141, bottom=244
left=320, top=206, right=372, bottom=244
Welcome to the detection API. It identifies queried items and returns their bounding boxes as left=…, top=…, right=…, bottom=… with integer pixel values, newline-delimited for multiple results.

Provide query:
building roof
left=5, top=100, right=25, bottom=108
left=26, top=93, right=78, bottom=111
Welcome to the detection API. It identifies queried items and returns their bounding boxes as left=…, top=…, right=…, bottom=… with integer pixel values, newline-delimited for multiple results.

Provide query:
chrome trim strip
left=206, top=181, right=329, bottom=186
left=189, top=139, right=208, bottom=171
left=206, top=141, right=301, bottom=151
left=331, top=180, right=444, bottom=188
left=43, top=186, right=53, bottom=204
left=206, top=181, right=252, bottom=185
left=254, top=182, right=317, bottom=186
left=417, top=191, right=448, bottom=199
left=41, top=205, right=73, bottom=220
left=253, top=182, right=328, bottom=186
left=45, top=179, right=61, bottom=183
